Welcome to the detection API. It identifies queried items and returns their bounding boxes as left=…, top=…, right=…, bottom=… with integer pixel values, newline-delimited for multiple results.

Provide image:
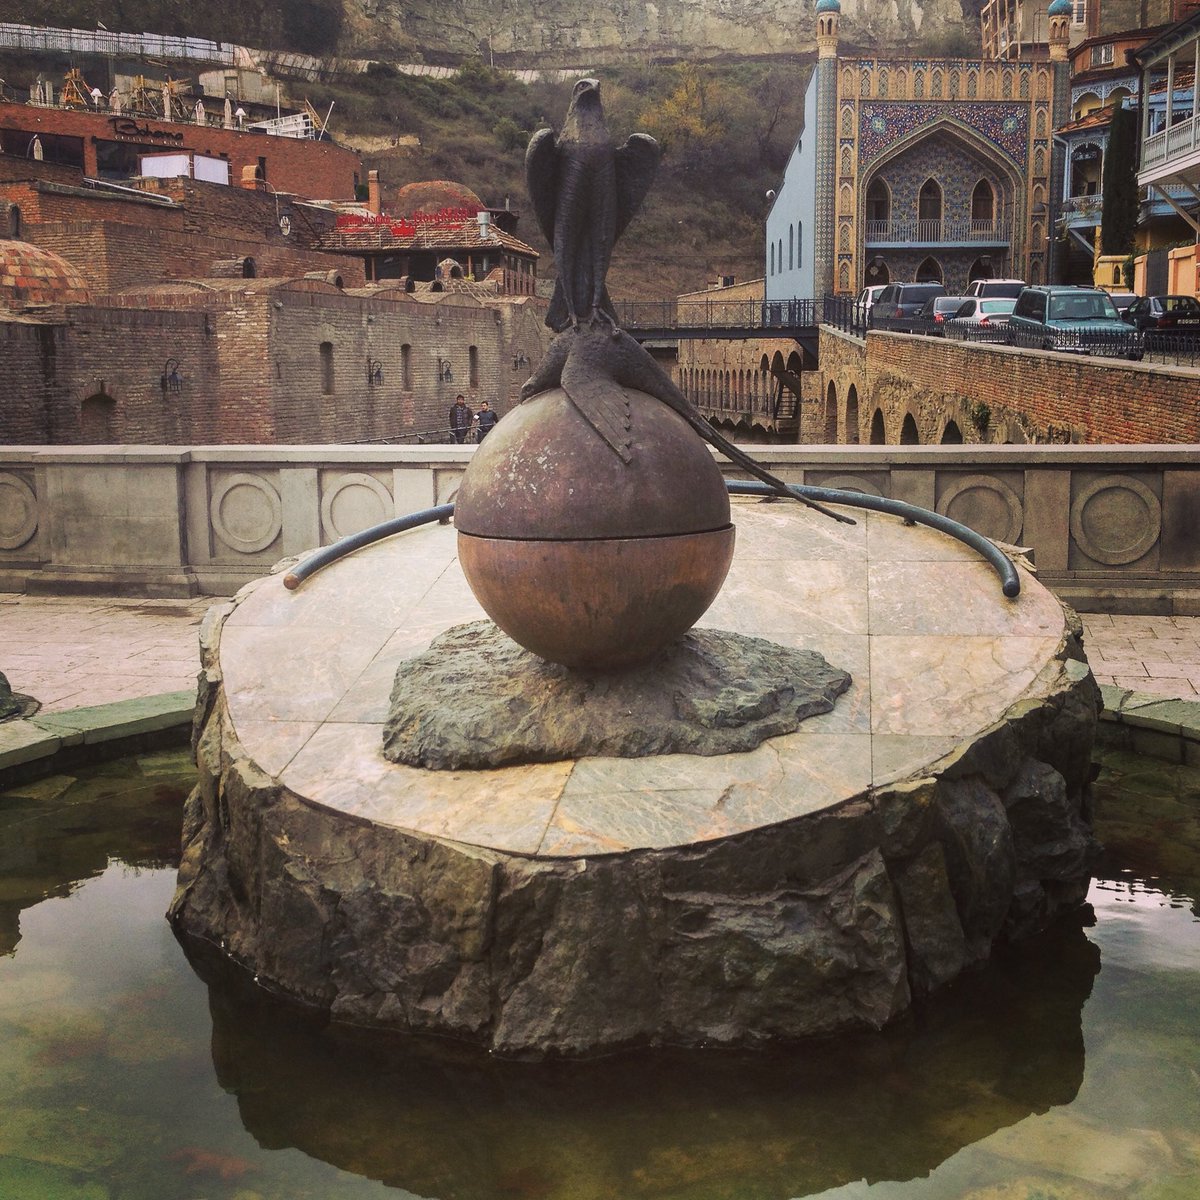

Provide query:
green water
left=0, top=746, right=1197, bottom=1200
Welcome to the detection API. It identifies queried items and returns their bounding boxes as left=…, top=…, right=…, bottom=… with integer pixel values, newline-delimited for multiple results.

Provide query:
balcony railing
left=864, top=218, right=1011, bottom=245
left=1142, top=112, right=1200, bottom=173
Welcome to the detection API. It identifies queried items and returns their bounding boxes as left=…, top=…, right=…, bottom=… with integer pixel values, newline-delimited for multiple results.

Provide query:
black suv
left=870, top=283, right=947, bottom=330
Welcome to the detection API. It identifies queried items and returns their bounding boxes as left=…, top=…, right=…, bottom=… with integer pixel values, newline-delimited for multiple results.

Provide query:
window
left=320, top=342, right=334, bottom=394
left=789, top=224, right=794, bottom=270
left=971, top=180, right=995, bottom=222
left=1090, top=44, right=1113, bottom=66
left=866, top=178, right=890, bottom=223
left=401, top=343, right=412, bottom=390
left=918, top=179, right=942, bottom=223
left=469, top=345, right=479, bottom=389
left=796, top=221, right=802, bottom=267
left=770, top=242, right=775, bottom=275
left=1072, top=0, right=1086, bottom=23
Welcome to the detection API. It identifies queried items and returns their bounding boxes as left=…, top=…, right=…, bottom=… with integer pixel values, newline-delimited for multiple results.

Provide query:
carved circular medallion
left=210, top=473, right=283, bottom=554
left=321, top=473, right=392, bottom=542
left=0, top=472, right=37, bottom=550
left=1069, top=476, right=1161, bottom=566
left=810, top=474, right=884, bottom=498
left=937, top=475, right=1023, bottom=544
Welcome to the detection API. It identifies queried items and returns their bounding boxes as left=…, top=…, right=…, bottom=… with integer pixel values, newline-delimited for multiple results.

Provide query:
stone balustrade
left=1, top=443, right=1198, bottom=613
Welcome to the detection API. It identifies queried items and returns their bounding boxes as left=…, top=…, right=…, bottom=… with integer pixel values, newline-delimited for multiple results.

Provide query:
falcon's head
left=563, top=78, right=606, bottom=137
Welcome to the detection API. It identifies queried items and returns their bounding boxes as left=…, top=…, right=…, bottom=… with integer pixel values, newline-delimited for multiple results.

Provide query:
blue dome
left=1047, top=0, right=1072, bottom=15
left=816, top=0, right=841, bottom=13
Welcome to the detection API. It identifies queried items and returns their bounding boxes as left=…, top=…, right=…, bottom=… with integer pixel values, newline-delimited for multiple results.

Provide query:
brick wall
left=0, top=323, right=64, bottom=442
left=0, top=106, right=360, bottom=198
left=820, top=328, right=1200, bottom=445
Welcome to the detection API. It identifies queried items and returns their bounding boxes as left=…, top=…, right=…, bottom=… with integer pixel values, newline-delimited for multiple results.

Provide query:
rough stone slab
left=0, top=721, right=61, bottom=770
left=382, top=622, right=852, bottom=770
left=29, top=690, right=195, bottom=746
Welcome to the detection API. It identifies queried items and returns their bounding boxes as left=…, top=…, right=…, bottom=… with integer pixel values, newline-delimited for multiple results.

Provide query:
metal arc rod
left=282, top=504, right=455, bottom=590
left=727, top=480, right=1021, bottom=598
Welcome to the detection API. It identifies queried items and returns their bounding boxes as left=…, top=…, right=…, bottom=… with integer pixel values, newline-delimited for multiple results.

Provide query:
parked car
left=854, top=284, right=888, bottom=325
left=1122, top=294, right=1200, bottom=347
left=944, top=296, right=1017, bottom=336
left=916, top=294, right=971, bottom=334
left=966, top=278, right=1027, bottom=299
left=1107, top=291, right=1139, bottom=315
left=871, top=282, right=946, bottom=328
left=1007, top=285, right=1143, bottom=359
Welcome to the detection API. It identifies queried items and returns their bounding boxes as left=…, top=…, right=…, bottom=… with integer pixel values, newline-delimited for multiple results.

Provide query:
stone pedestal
left=170, top=502, right=1100, bottom=1057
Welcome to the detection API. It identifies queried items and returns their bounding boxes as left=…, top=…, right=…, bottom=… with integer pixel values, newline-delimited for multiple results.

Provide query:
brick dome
left=393, top=179, right=484, bottom=216
left=0, top=240, right=92, bottom=310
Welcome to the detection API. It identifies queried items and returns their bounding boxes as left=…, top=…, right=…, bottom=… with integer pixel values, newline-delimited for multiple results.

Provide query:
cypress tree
left=1101, top=105, right=1139, bottom=256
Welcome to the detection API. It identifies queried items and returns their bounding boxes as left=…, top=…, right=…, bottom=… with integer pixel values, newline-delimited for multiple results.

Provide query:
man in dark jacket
left=449, top=394, right=473, bottom=443
left=475, top=400, right=499, bottom=441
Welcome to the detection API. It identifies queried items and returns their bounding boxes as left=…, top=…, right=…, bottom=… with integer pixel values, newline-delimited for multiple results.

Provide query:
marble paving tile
left=730, top=498, right=868, bottom=562
left=230, top=719, right=321, bottom=777
left=325, top=644, right=408, bottom=723
left=279, top=723, right=566, bottom=855
left=405, top=561, right=488, bottom=630
left=538, top=789, right=736, bottom=857
left=221, top=623, right=392, bottom=724
left=699, top=558, right=869, bottom=638
left=866, top=511, right=987, bottom=563
left=871, top=734, right=964, bottom=787
left=228, top=541, right=458, bottom=631
left=868, top=560, right=1058, bottom=638
left=543, top=734, right=873, bottom=854
left=869, top=634, right=1061, bottom=737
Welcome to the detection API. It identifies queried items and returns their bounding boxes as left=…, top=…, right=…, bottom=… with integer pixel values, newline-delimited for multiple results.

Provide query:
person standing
left=475, top=400, right=498, bottom=441
left=449, top=394, right=473, bottom=443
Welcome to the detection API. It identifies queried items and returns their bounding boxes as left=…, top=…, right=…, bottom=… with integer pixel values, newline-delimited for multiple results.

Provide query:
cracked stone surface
left=382, top=622, right=852, bottom=769
left=171, top=501, right=1101, bottom=1055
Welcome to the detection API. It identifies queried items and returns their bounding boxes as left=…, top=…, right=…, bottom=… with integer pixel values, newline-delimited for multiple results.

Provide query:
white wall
left=765, top=71, right=818, bottom=302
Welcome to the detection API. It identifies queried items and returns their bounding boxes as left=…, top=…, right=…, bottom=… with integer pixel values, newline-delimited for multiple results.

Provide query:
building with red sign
left=0, top=103, right=361, bottom=199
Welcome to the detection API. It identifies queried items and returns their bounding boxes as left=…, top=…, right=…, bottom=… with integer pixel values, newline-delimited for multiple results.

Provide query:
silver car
left=945, top=296, right=1017, bottom=337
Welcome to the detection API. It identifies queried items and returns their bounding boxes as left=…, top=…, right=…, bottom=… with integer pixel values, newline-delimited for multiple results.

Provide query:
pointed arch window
left=918, top=178, right=942, bottom=224
left=866, top=177, right=890, bottom=224
left=971, top=179, right=995, bottom=223
left=915, top=255, right=943, bottom=283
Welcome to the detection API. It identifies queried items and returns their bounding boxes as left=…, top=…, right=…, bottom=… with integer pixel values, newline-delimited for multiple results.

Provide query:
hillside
left=0, top=0, right=982, bottom=65
left=311, top=59, right=815, bottom=299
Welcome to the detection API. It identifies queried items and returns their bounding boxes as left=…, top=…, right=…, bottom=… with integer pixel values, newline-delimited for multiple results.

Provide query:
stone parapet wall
left=2, top=443, right=1200, bottom=610
left=822, top=327, right=1200, bottom=447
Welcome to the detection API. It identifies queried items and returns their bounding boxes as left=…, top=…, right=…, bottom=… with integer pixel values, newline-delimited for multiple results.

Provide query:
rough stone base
left=382, top=622, right=852, bottom=769
left=169, top=600, right=1102, bottom=1058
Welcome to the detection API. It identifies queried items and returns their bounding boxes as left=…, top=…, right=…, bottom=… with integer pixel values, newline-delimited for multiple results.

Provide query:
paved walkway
left=0, top=592, right=1197, bottom=714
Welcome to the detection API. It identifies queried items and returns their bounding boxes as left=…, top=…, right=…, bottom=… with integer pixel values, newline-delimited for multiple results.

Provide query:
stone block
left=0, top=720, right=60, bottom=770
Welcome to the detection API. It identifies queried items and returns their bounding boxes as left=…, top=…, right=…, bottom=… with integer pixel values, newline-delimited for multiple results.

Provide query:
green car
left=1006, top=286, right=1143, bottom=359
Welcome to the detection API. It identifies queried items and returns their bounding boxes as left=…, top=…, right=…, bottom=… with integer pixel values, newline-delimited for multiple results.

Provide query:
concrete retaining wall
left=2, top=443, right=1199, bottom=611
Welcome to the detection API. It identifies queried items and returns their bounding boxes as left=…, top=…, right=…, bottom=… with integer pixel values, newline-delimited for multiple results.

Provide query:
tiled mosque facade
left=767, top=0, right=1072, bottom=297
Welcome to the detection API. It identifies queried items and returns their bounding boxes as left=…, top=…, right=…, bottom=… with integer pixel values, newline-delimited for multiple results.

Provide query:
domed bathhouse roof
left=0, top=239, right=92, bottom=311
left=815, top=0, right=842, bottom=14
left=393, top=180, right=485, bottom=216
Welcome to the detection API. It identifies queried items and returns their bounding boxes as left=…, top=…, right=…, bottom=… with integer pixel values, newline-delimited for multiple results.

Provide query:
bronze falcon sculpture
left=526, top=77, right=657, bottom=332
left=524, top=79, right=852, bottom=523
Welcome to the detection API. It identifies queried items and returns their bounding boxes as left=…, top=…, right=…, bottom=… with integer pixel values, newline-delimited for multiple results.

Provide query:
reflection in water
left=186, top=914, right=1097, bottom=1199
left=1, top=745, right=1198, bottom=1199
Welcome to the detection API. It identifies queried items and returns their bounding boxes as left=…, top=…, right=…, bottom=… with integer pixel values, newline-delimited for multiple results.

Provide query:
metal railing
left=863, top=218, right=1011, bottom=244
left=615, top=298, right=818, bottom=333
left=0, top=21, right=235, bottom=64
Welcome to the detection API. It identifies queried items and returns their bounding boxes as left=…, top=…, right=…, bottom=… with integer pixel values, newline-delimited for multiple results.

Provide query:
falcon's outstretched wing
left=614, top=133, right=660, bottom=240
left=524, top=127, right=559, bottom=247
